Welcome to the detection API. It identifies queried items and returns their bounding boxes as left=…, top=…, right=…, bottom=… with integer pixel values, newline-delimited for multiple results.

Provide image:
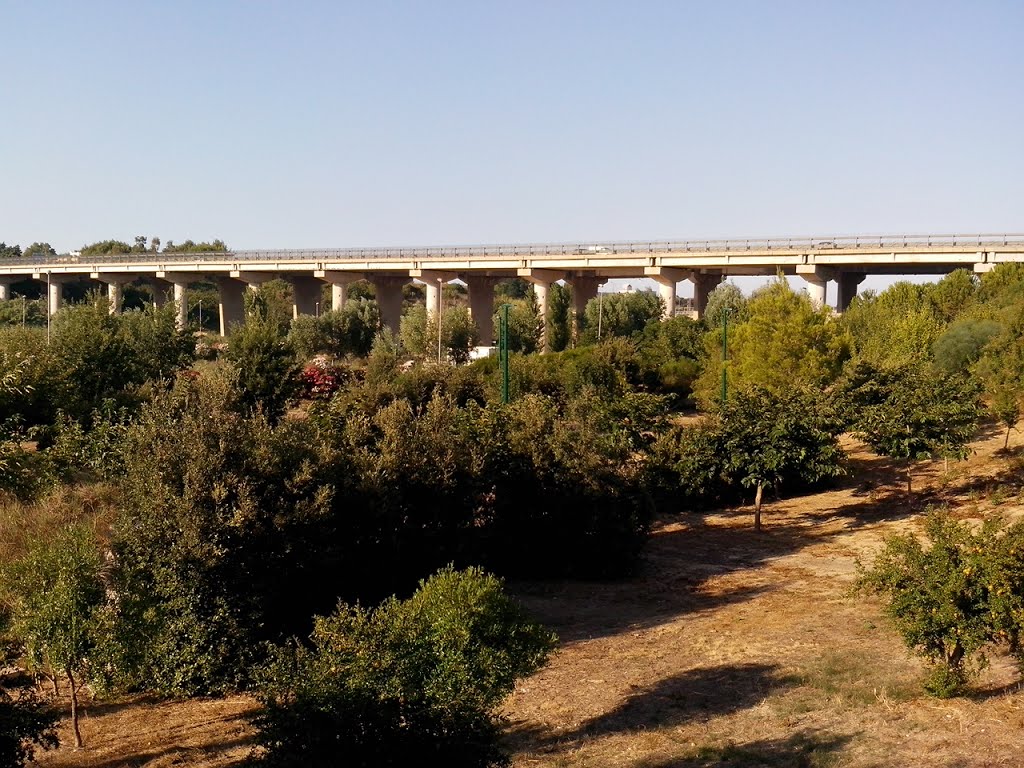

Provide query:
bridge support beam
left=217, top=277, right=247, bottom=335
left=465, top=275, right=500, bottom=345
left=172, top=280, right=190, bottom=330
left=646, top=267, right=691, bottom=320
left=837, top=272, right=866, bottom=311
left=369, top=275, right=409, bottom=335
left=148, top=278, right=171, bottom=307
left=692, top=273, right=724, bottom=319
left=289, top=275, right=323, bottom=318
left=48, top=279, right=64, bottom=317
left=519, top=268, right=561, bottom=353
left=567, top=275, right=605, bottom=339
left=316, top=271, right=365, bottom=312
left=796, top=265, right=837, bottom=310
left=93, top=273, right=132, bottom=315
left=0, top=279, right=13, bottom=302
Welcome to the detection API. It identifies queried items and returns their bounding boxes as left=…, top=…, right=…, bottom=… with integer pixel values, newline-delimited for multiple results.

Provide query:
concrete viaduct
left=0, top=233, right=1020, bottom=344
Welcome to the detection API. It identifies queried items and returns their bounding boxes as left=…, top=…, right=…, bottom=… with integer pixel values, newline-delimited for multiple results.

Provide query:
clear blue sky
left=2, top=1, right=1021, bottom=294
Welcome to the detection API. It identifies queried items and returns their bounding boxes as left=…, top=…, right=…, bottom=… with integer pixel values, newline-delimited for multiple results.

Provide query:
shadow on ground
left=634, top=729, right=853, bottom=768
left=507, top=663, right=796, bottom=756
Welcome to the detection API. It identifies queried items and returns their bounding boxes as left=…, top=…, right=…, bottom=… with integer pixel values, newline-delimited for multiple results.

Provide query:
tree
left=547, top=283, right=571, bottom=353
left=252, top=565, right=556, bottom=768
left=842, top=282, right=944, bottom=367
left=857, top=512, right=1024, bottom=696
left=926, top=269, right=977, bottom=323
left=492, top=297, right=541, bottom=354
left=0, top=243, right=22, bottom=259
left=703, top=282, right=748, bottom=329
left=3, top=526, right=104, bottom=747
left=162, top=239, right=228, bottom=253
left=21, top=243, right=56, bottom=261
left=79, top=240, right=132, bottom=257
left=718, top=387, right=845, bottom=531
left=932, top=319, right=1001, bottom=374
left=975, top=316, right=1024, bottom=448
left=580, top=290, right=661, bottom=343
left=694, top=278, right=851, bottom=408
left=227, top=312, right=299, bottom=423
left=847, top=362, right=982, bottom=492
left=438, top=306, right=479, bottom=364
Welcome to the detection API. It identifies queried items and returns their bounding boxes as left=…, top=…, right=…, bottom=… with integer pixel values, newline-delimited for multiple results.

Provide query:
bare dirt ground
left=36, top=424, right=1024, bottom=767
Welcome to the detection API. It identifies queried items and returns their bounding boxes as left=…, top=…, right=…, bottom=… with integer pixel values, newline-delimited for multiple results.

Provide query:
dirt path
left=36, top=428, right=1024, bottom=767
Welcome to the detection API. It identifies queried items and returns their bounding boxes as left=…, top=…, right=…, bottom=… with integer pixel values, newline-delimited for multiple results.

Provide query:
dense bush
left=252, top=566, right=556, bottom=768
left=649, top=386, right=846, bottom=520
left=858, top=511, right=1024, bottom=696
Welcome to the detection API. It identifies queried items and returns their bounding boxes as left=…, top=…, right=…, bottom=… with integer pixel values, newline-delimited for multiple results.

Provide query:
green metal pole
left=500, top=303, right=511, bottom=404
left=720, top=309, right=728, bottom=405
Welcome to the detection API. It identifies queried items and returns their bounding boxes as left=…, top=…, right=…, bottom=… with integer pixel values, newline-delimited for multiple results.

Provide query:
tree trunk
left=906, top=463, right=913, bottom=495
left=754, top=481, right=763, bottom=532
left=49, top=673, right=58, bottom=698
left=1006, top=424, right=1012, bottom=450
left=67, top=667, right=83, bottom=748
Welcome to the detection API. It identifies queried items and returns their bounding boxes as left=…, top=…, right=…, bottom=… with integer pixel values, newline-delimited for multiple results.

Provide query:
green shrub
left=0, top=675, right=58, bottom=767
left=252, top=566, right=556, bottom=768
left=858, top=511, right=1024, bottom=697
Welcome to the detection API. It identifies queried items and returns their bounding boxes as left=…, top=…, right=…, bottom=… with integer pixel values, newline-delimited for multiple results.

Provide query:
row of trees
left=4, top=262, right=1024, bottom=761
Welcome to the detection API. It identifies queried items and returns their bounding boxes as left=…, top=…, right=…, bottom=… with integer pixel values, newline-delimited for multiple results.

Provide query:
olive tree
left=3, top=526, right=104, bottom=748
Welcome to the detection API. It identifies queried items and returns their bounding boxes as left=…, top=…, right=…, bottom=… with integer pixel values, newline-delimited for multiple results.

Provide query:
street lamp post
left=46, top=270, right=51, bottom=345
left=198, top=299, right=202, bottom=331
left=720, top=307, right=732, bottom=405
left=597, top=288, right=604, bottom=340
left=437, top=278, right=443, bottom=364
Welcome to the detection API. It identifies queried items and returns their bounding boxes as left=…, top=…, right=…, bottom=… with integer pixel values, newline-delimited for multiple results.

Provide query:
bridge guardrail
left=4, top=233, right=1023, bottom=268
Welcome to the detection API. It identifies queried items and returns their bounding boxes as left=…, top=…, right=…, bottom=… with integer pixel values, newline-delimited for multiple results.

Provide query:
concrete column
left=424, top=281, right=442, bottom=319
left=217, top=277, right=247, bottom=335
left=567, top=275, right=604, bottom=339
left=331, top=284, right=346, bottom=311
left=0, top=280, right=12, bottom=302
left=170, top=279, right=189, bottom=330
left=289, top=275, right=323, bottom=318
left=645, top=267, right=691, bottom=320
left=47, top=278, right=63, bottom=317
left=837, top=272, right=866, bottom=312
left=519, top=268, right=560, bottom=353
left=692, top=273, right=724, bottom=319
left=465, top=275, right=499, bottom=345
left=796, top=265, right=836, bottom=310
left=369, top=275, right=409, bottom=335
left=106, top=281, right=124, bottom=314
left=149, top=278, right=171, bottom=307
left=316, top=271, right=365, bottom=312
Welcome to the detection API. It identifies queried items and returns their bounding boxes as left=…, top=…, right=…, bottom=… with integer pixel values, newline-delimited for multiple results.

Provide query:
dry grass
left=31, top=422, right=1024, bottom=767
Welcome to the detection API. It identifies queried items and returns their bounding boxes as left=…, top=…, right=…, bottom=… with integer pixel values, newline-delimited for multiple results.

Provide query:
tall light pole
left=437, top=277, right=443, bottom=364
left=597, top=288, right=604, bottom=340
left=46, top=270, right=51, bottom=345
left=198, top=299, right=203, bottom=331
left=720, top=307, right=732, bottom=405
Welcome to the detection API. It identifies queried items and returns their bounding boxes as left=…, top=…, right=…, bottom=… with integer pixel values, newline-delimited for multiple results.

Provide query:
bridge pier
left=567, top=275, right=605, bottom=339
left=692, top=273, right=724, bottom=318
left=646, top=267, right=691, bottom=320
left=519, top=268, right=560, bottom=353
left=369, top=275, right=409, bottom=335
left=216, top=277, right=247, bottom=335
left=465, top=275, right=500, bottom=345
left=48, top=278, right=64, bottom=317
left=837, top=272, right=866, bottom=311
left=0, top=279, right=12, bottom=302
left=289, top=275, right=323, bottom=318
left=796, top=265, right=836, bottom=310
left=94, top=273, right=131, bottom=314
left=316, top=271, right=364, bottom=312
